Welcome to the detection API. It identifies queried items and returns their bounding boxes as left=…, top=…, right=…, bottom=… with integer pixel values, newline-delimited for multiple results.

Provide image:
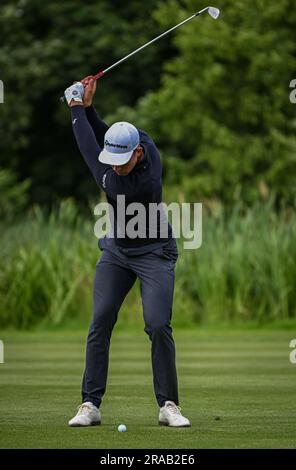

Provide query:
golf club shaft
left=93, top=7, right=210, bottom=80
left=60, top=6, right=212, bottom=101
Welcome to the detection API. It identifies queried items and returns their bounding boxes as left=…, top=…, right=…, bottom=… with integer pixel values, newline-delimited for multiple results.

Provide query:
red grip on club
left=93, top=71, right=105, bottom=81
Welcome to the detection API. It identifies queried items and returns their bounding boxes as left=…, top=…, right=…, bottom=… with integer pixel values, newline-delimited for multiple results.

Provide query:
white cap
left=98, top=122, right=140, bottom=165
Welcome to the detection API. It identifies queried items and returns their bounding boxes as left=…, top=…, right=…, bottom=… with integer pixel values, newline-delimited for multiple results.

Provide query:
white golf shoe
left=68, top=402, right=101, bottom=427
left=159, top=401, right=191, bottom=427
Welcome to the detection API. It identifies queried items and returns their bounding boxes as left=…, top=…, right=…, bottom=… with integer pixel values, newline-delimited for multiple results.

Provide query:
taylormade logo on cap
left=99, top=121, right=140, bottom=166
left=105, top=140, right=128, bottom=150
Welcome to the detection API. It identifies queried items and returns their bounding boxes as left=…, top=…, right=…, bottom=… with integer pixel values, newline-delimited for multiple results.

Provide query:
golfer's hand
left=64, top=81, right=84, bottom=107
left=81, top=76, right=97, bottom=108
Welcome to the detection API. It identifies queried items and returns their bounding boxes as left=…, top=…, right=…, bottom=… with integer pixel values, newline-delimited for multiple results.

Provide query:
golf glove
left=64, top=82, right=84, bottom=105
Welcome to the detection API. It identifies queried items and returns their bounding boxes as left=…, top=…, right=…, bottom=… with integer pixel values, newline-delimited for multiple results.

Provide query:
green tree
left=111, top=0, right=296, bottom=206
left=0, top=0, right=172, bottom=204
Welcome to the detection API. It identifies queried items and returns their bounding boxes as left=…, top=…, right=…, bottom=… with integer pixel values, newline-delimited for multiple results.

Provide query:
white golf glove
left=64, top=82, right=84, bottom=105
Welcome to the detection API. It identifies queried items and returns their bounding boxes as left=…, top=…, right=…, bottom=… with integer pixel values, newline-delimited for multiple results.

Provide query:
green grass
left=0, top=328, right=296, bottom=449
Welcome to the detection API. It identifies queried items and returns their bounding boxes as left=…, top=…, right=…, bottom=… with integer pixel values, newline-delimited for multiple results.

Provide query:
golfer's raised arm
left=82, top=76, right=109, bottom=148
left=85, top=105, right=109, bottom=149
left=70, top=105, right=103, bottom=185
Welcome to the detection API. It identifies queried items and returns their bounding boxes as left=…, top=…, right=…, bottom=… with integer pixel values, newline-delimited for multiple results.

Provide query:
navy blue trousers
left=82, top=239, right=179, bottom=408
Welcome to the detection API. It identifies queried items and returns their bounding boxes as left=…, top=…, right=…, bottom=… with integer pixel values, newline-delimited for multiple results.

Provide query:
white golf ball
left=118, top=424, right=127, bottom=432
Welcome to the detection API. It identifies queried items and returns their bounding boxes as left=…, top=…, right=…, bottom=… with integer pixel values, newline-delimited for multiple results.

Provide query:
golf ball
left=118, top=424, right=127, bottom=432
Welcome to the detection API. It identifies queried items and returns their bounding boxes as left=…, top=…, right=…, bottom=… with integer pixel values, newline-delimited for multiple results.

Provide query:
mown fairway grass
left=0, top=328, right=295, bottom=449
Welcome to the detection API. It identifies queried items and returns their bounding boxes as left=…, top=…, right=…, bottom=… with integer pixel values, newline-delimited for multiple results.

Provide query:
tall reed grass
left=0, top=199, right=295, bottom=329
left=175, top=200, right=296, bottom=325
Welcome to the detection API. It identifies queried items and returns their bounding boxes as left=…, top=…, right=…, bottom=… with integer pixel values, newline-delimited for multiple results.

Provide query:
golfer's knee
left=91, top=303, right=117, bottom=331
left=144, top=321, right=171, bottom=338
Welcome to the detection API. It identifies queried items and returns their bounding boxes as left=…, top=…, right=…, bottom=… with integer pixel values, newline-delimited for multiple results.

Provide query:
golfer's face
left=112, top=147, right=142, bottom=176
left=112, top=162, right=130, bottom=176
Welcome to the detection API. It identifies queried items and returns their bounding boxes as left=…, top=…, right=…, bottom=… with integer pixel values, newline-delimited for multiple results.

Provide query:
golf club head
left=208, top=7, right=220, bottom=19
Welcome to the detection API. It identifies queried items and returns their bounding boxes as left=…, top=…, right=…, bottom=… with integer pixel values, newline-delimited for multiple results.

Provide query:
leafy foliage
left=111, top=0, right=296, bottom=206
left=0, top=168, right=30, bottom=220
left=1, top=0, right=295, bottom=206
left=0, top=0, right=170, bottom=203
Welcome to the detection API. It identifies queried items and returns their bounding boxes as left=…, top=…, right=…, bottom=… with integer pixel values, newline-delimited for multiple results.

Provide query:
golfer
left=65, top=78, right=190, bottom=427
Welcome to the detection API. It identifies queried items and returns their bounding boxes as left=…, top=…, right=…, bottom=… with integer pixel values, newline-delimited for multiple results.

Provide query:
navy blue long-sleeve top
left=71, top=105, right=172, bottom=254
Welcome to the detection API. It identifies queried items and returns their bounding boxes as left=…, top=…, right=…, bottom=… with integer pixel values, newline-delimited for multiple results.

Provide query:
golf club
left=60, top=6, right=220, bottom=102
